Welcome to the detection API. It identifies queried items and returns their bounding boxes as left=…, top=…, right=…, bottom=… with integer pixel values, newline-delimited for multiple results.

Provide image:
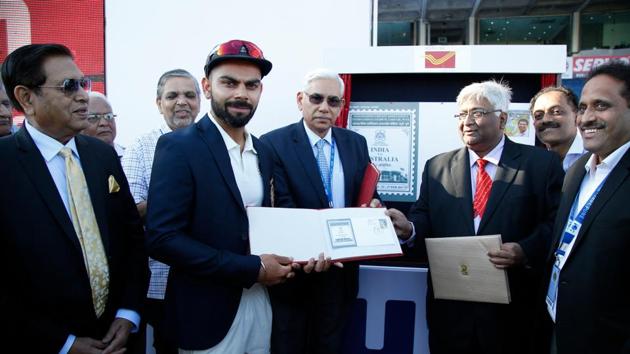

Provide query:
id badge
left=546, top=264, right=560, bottom=322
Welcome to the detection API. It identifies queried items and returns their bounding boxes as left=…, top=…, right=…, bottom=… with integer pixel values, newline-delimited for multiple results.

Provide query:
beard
left=211, top=98, right=257, bottom=128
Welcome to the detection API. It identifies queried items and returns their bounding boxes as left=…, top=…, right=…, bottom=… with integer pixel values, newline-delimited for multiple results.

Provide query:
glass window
left=479, top=16, right=571, bottom=47
left=581, top=11, right=630, bottom=50
left=378, top=22, right=414, bottom=46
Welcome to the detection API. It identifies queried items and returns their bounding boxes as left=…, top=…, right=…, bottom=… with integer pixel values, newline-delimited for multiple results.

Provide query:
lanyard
left=319, top=138, right=335, bottom=208
left=554, top=176, right=608, bottom=260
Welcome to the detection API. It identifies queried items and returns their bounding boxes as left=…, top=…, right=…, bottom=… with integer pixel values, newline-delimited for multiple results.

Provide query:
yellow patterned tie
left=59, top=147, right=109, bottom=317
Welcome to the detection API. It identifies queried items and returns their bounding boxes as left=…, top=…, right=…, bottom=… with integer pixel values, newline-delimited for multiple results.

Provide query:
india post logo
left=425, top=51, right=456, bottom=68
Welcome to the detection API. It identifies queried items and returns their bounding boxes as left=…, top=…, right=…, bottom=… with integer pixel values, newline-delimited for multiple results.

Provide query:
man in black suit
left=146, top=39, right=297, bottom=353
left=388, top=80, right=564, bottom=354
left=544, top=61, right=630, bottom=354
left=0, top=44, right=148, bottom=353
left=261, top=69, right=376, bottom=354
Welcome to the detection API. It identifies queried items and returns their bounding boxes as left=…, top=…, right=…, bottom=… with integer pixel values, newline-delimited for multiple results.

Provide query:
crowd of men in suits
left=0, top=40, right=628, bottom=354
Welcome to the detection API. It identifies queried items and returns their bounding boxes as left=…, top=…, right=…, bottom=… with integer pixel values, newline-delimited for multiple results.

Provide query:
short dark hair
left=156, top=69, right=200, bottom=99
left=529, top=86, right=578, bottom=114
left=586, top=60, right=630, bottom=107
left=518, top=118, right=528, bottom=124
left=1, top=44, right=73, bottom=112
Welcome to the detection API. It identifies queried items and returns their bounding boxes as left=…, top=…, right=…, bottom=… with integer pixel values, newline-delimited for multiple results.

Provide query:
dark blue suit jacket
left=260, top=120, right=372, bottom=300
left=146, top=114, right=273, bottom=350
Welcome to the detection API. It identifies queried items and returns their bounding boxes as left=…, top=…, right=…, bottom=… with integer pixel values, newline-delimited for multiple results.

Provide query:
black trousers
left=145, top=298, right=177, bottom=354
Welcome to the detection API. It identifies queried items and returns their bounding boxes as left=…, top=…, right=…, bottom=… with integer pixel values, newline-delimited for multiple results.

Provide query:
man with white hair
left=261, top=68, right=377, bottom=354
left=82, top=92, right=124, bottom=157
left=387, top=80, right=564, bottom=354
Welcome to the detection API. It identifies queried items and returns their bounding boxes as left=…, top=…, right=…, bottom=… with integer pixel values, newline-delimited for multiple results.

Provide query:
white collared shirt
left=23, top=120, right=139, bottom=354
left=468, top=135, right=506, bottom=233
left=562, top=133, right=587, bottom=172
left=303, top=121, right=345, bottom=208
left=210, top=114, right=263, bottom=208
left=25, top=119, right=80, bottom=217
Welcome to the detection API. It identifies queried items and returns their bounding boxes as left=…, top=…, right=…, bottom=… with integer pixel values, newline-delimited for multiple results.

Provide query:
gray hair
left=156, top=69, right=200, bottom=99
left=303, top=68, right=344, bottom=96
left=88, top=91, right=112, bottom=111
left=456, top=80, right=512, bottom=113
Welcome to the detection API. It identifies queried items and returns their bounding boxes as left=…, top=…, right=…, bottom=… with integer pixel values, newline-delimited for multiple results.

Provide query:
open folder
left=425, top=234, right=511, bottom=304
left=247, top=207, right=402, bottom=263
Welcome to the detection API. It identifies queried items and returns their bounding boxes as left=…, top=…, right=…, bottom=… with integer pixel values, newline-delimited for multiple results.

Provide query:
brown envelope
left=425, top=234, right=511, bottom=304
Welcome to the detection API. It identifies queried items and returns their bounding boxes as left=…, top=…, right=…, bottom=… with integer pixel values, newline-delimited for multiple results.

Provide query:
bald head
left=83, top=92, right=117, bottom=145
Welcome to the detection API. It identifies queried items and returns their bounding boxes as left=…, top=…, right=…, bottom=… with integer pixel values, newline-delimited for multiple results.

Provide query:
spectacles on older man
left=454, top=109, right=501, bottom=121
left=87, top=113, right=117, bottom=124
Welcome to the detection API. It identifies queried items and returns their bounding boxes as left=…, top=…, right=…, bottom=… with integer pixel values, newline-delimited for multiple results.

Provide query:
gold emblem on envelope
left=460, top=264, right=469, bottom=276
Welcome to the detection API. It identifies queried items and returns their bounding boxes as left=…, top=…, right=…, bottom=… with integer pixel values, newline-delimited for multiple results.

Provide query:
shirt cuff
left=116, top=309, right=141, bottom=333
left=398, top=221, right=416, bottom=247
left=59, top=334, right=75, bottom=354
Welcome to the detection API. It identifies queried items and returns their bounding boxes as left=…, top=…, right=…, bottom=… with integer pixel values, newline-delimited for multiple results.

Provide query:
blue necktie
left=316, top=139, right=331, bottom=195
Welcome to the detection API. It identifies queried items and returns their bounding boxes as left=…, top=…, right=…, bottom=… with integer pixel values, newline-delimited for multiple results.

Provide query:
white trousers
left=179, top=283, right=272, bottom=354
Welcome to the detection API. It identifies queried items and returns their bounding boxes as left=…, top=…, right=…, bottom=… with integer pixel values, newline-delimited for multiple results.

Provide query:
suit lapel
left=253, top=137, right=272, bottom=207
left=545, top=154, right=588, bottom=262
left=450, top=148, right=475, bottom=235
left=197, top=115, right=245, bottom=212
left=15, top=127, right=83, bottom=253
left=76, top=135, right=110, bottom=253
left=293, top=122, right=329, bottom=207
left=570, top=150, right=630, bottom=254
left=332, top=128, right=354, bottom=207
left=478, top=138, right=520, bottom=233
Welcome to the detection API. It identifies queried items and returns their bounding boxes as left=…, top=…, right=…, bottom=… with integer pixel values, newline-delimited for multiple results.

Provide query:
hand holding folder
left=425, top=235, right=511, bottom=304
left=355, top=163, right=380, bottom=207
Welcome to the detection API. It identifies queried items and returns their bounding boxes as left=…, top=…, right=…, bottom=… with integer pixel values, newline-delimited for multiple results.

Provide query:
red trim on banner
left=336, top=74, right=352, bottom=128
left=541, top=74, right=557, bottom=88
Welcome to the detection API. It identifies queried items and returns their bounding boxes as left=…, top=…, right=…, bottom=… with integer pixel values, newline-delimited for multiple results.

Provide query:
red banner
left=1, top=0, right=105, bottom=125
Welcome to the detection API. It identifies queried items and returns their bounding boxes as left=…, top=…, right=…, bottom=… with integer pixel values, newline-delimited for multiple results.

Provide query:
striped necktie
left=473, top=159, right=492, bottom=219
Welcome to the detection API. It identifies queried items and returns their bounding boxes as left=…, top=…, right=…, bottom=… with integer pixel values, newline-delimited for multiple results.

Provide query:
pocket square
left=108, top=175, right=120, bottom=193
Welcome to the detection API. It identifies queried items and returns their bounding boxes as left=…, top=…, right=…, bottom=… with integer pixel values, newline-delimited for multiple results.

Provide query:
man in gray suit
left=388, top=80, right=564, bottom=354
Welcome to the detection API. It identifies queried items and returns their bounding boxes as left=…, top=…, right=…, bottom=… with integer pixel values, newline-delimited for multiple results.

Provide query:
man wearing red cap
left=146, top=39, right=298, bottom=354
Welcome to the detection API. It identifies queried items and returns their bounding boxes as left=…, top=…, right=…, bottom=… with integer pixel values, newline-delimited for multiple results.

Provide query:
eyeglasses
left=39, top=78, right=92, bottom=95
left=303, top=92, right=343, bottom=108
left=455, top=109, right=501, bottom=121
left=87, top=113, right=117, bottom=124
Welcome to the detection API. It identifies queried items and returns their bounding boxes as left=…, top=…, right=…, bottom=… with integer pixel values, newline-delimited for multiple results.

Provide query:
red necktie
left=473, top=159, right=492, bottom=218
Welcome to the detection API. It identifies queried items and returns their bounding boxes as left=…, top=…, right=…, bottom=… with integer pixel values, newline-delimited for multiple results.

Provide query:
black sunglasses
left=39, top=78, right=92, bottom=95
left=303, top=92, right=343, bottom=108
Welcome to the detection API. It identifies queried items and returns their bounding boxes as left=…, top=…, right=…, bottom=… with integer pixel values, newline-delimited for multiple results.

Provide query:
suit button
left=560, top=281, right=568, bottom=285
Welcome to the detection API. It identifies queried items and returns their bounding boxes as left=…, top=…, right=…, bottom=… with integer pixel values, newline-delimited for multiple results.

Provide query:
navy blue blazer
left=146, top=114, right=273, bottom=350
left=260, top=120, right=373, bottom=300
left=261, top=120, right=371, bottom=210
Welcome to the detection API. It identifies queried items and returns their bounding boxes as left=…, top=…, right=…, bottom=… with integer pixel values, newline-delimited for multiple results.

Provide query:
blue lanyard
left=319, top=138, right=335, bottom=208
left=555, top=176, right=607, bottom=259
